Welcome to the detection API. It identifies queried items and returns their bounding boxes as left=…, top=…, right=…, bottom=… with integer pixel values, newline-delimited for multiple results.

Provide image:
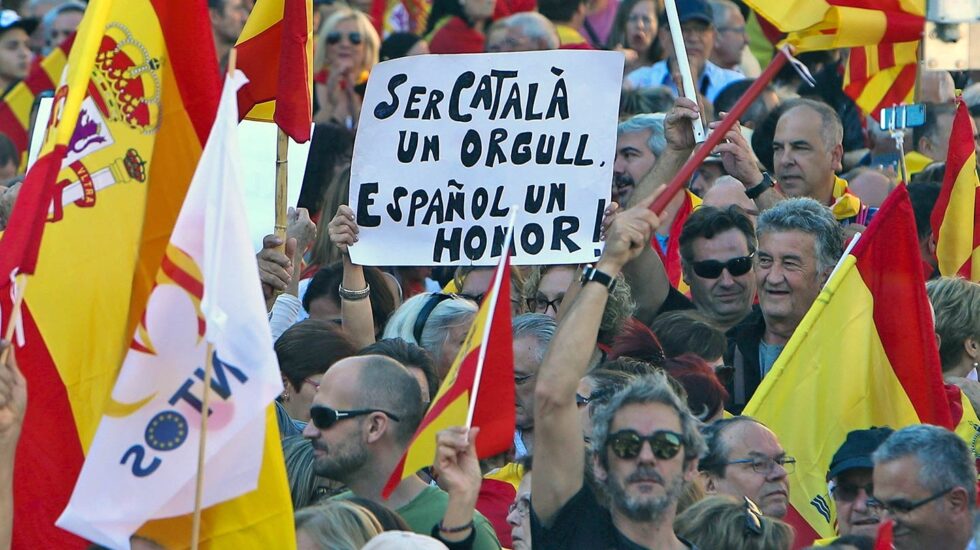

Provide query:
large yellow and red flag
left=743, top=185, right=954, bottom=547
left=743, top=0, right=924, bottom=120
left=0, top=0, right=290, bottom=547
left=383, top=245, right=515, bottom=497
left=930, top=98, right=980, bottom=281
left=235, top=0, right=313, bottom=143
left=0, top=34, right=74, bottom=171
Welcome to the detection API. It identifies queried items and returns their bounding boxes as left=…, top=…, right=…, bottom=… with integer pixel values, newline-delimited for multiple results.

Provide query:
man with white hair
left=485, top=12, right=560, bottom=53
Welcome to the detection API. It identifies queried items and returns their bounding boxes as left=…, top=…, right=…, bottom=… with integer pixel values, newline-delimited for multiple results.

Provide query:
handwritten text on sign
left=348, top=51, right=624, bottom=266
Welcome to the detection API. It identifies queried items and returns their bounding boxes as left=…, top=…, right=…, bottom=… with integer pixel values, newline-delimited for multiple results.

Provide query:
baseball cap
left=659, top=0, right=714, bottom=27
left=826, top=427, right=894, bottom=481
left=0, top=10, right=39, bottom=36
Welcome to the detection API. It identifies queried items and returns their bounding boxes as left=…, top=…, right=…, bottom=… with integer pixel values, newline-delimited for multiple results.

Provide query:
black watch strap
left=580, top=265, right=617, bottom=292
left=745, top=172, right=775, bottom=199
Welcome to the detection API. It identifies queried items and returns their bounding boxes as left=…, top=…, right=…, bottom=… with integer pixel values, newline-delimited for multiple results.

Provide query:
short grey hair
left=382, top=292, right=478, bottom=366
left=698, top=416, right=765, bottom=476
left=497, top=12, right=560, bottom=49
left=779, top=98, right=844, bottom=152
left=872, top=424, right=977, bottom=510
left=592, top=372, right=707, bottom=469
left=618, top=114, right=667, bottom=158
left=512, top=313, right=557, bottom=365
left=756, top=197, right=844, bottom=273
left=708, top=0, right=739, bottom=27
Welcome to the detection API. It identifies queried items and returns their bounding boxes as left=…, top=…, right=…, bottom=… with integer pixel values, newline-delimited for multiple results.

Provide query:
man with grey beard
left=531, top=194, right=707, bottom=549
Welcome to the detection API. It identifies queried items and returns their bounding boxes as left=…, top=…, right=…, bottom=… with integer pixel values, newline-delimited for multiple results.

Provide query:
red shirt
left=429, top=16, right=485, bottom=54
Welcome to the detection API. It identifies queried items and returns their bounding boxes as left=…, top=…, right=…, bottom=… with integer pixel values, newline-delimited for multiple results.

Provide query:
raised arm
left=0, top=340, right=27, bottom=550
left=532, top=189, right=663, bottom=524
left=711, top=118, right=785, bottom=212
left=329, top=205, right=377, bottom=349
left=626, top=97, right=699, bottom=209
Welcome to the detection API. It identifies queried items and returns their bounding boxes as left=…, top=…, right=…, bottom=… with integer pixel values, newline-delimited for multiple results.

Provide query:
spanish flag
left=235, top=0, right=314, bottom=143
left=383, top=245, right=515, bottom=497
left=370, top=0, right=431, bottom=37
left=0, top=0, right=296, bottom=546
left=743, top=185, right=954, bottom=547
left=930, top=97, right=980, bottom=282
left=744, top=0, right=923, bottom=120
left=658, top=190, right=700, bottom=295
left=0, top=34, right=73, bottom=171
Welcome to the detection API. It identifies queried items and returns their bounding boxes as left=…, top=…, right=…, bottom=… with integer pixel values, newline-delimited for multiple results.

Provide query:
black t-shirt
left=530, top=484, right=700, bottom=550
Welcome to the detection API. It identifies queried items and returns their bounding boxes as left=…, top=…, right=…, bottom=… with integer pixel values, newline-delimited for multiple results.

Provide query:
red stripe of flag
left=274, top=0, right=312, bottom=143
left=855, top=185, right=954, bottom=428
left=877, top=43, right=895, bottom=70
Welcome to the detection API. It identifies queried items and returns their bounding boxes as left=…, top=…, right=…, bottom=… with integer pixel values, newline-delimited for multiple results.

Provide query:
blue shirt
left=626, top=60, right=744, bottom=102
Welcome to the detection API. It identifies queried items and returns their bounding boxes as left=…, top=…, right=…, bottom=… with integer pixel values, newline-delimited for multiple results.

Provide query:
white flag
left=57, top=71, right=283, bottom=549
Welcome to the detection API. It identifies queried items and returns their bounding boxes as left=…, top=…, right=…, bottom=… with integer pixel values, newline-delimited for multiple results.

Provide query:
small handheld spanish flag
left=382, top=222, right=516, bottom=497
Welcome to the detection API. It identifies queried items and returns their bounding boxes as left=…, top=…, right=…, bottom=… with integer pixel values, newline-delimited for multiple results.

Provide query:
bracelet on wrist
left=438, top=519, right=474, bottom=534
left=338, top=284, right=371, bottom=301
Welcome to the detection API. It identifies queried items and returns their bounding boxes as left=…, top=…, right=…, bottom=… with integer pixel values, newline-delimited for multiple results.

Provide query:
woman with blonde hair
left=927, top=276, right=980, bottom=414
left=313, top=8, right=380, bottom=128
left=674, top=495, right=794, bottom=550
left=294, top=500, right=383, bottom=550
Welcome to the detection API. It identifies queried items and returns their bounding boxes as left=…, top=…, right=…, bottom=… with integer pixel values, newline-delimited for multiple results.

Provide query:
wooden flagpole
left=189, top=47, right=237, bottom=550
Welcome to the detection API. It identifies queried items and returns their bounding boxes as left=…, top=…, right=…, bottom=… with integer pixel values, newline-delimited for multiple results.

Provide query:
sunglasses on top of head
left=691, top=253, right=754, bottom=279
left=309, top=404, right=400, bottom=430
left=327, top=31, right=362, bottom=45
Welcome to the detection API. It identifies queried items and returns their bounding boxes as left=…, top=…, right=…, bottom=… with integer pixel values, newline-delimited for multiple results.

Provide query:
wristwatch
left=580, top=265, right=617, bottom=293
left=745, top=172, right=775, bottom=199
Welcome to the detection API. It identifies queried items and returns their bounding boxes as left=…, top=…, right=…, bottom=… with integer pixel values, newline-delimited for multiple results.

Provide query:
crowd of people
left=1, top=0, right=980, bottom=549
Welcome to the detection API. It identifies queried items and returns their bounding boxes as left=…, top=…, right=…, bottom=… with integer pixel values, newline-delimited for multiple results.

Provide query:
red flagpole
left=650, top=48, right=791, bottom=214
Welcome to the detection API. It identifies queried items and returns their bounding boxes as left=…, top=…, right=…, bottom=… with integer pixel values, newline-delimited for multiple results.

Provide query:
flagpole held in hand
left=662, top=0, right=706, bottom=143
left=650, top=47, right=791, bottom=215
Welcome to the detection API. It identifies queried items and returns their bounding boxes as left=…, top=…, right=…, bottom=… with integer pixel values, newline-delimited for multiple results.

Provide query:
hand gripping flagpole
left=0, top=271, right=27, bottom=365
left=464, top=210, right=517, bottom=431
left=663, top=0, right=706, bottom=143
left=650, top=46, right=793, bottom=215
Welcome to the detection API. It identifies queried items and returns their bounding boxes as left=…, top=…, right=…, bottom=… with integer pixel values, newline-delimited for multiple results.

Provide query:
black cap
left=659, top=0, right=714, bottom=27
left=0, top=10, right=38, bottom=36
left=826, top=427, right=894, bottom=481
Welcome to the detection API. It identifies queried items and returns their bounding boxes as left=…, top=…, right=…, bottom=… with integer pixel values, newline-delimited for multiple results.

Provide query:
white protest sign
left=348, top=50, right=624, bottom=266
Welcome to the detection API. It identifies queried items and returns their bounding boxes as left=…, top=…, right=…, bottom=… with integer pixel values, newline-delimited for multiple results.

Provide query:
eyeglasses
left=508, top=496, right=531, bottom=517
left=326, top=31, right=362, bottom=45
left=526, top=295, right=563, bottom=315
left=691, top=254, right=754, bottom=279
left=832, top=482, right=874, bottom=503
left=309, top=405, right=401, bottom=430
left=867, top=487, right=954, bottom=516
left=723, top=455, right=796, bottom=475
left=514, top=372, right=536, bottom=386
left=717, top=25, right=746, bottom=34
left=304, top=377, right=321, bottom=390
left=744, top=497, right=764, bottom=535
left=607, top=429, right=683, bottom=460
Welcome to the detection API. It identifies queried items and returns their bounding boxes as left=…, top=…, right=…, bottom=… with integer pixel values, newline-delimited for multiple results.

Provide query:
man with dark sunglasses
left=531, top=192, right=706, bottom=550
left=870, top=425, right=976, bottom=550
left=301, top=355, right=501, bottom=549
left=816, top=427, right=893, bottom=543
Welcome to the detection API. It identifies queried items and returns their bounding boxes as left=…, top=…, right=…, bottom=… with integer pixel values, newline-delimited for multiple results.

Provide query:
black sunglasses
left=607, top=429, right=683, bottom=460
left=327, top=31, right=362, bottom=45
left=309, top=405, right=400, bottom=430
left=691, top=253, right=754, bottom=279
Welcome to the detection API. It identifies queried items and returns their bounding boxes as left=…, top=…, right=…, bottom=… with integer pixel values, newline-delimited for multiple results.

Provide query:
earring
left=281, top=391, right=290, bottom=403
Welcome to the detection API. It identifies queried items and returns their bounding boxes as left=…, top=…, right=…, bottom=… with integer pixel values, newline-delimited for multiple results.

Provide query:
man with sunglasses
left=699, top=417, right=792, bottom=519
left=302, top=355, right=502, bottom=549
left=532, top=191, right=707, bottom=550
left=870, top=424, right=977, bottom=550
left=821, top=427, right=893, bottom=541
